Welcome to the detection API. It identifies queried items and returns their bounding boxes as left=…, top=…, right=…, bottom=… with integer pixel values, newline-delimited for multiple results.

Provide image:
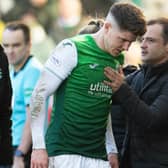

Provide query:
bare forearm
left=17, top=107, right=32, bottom=154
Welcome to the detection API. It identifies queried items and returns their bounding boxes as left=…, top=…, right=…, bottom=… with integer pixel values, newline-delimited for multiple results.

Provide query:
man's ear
left=104, top=22, right=112, bottom=32
left=165, top=43, right=168, bottom=53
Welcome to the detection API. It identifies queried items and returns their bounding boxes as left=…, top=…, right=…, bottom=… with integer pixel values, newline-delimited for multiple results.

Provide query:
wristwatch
left=14, top=149, right=25, bottom=157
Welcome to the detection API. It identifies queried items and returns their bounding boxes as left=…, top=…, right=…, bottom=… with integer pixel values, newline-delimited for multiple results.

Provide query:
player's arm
left=30, top=40, right=78, bottom=168
left=30, top=39, right=78, bottom=149
left=105, top=113, right=119, bottom=168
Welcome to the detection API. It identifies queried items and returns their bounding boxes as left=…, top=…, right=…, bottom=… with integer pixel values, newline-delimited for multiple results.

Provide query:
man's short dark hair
left=5, top=21, right=30, bottom=43
left=147, top=17, right=168, bottom=44
left=108, top=2, right=146, bottom=37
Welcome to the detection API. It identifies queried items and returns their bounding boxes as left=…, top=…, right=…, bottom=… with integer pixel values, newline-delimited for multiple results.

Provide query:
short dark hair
left=78, top=19, right=104, bottom=34
left=5, top=21, right=30, bottom=43
left=108, top=2, right=146, bottom=36
left=147, top=17, right=168, bottom=44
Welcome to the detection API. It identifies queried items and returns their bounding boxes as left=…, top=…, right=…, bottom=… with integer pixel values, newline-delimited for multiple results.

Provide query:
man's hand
left=104, top=66, right=125, bottom=92
left=31, top=149, right=48, bottom=168
left=108, top=153, right=119, bottom=168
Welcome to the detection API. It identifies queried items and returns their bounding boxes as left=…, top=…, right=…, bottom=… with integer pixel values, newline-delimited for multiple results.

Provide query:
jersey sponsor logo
left=50, top=56, right=61, bottom=67
left=88, top=82, right=112, bottom=98
left=89, top=63, right=99, bottom=69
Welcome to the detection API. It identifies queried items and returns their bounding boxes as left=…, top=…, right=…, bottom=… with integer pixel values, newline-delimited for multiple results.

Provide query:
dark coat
left=113, top=61, right=168, bottom=168
left=0, top=45, right=13, bottom=165
left=111, top=65, right=137, bottom=161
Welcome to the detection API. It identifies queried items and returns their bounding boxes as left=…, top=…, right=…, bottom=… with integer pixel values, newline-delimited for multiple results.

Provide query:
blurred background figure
left=49, top=0, right=82, bottom=44
left=21, top=10, right=55, bottom=64
left=0, top=20, right=5, bottom=42
left=78, top=19, right=104, bottom=35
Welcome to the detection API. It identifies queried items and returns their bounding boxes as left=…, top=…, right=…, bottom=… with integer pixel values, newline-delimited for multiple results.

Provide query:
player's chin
left=112, top=51, right=122, bottom=57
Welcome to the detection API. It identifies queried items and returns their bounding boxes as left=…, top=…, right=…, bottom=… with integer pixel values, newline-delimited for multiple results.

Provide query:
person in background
left=78, top=19, right=104, bottom=35
left=2, top=21, right=42, bottom=168
left=104, top=17, right=168, bottom=168
left=0, top=45, right=13, bottom=168
left=30, top=2, right=146, bottom=168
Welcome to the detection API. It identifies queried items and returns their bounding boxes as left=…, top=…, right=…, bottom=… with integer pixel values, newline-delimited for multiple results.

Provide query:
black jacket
left=113, top=61, right=168, bottom=168
left=0, top=45, right=13, bottom=165
left=111, top=65, right=137, bottom=161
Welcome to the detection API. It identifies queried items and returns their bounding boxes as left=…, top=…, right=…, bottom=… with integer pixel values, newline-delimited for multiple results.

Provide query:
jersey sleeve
left=31, top=39, right=78, bottom=149
left=45, top=39, right=78, bottom=80
left=105, top=113, right=118, bottom=154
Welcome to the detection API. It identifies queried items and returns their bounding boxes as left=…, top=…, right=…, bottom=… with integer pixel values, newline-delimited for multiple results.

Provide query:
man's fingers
left=104, top=80, right=115, bottom=88
left=118, top=65, right=124, bottom=75
left=104, top=68, right=116, bottom=81
left=104, top=80, right=111, bottom=86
